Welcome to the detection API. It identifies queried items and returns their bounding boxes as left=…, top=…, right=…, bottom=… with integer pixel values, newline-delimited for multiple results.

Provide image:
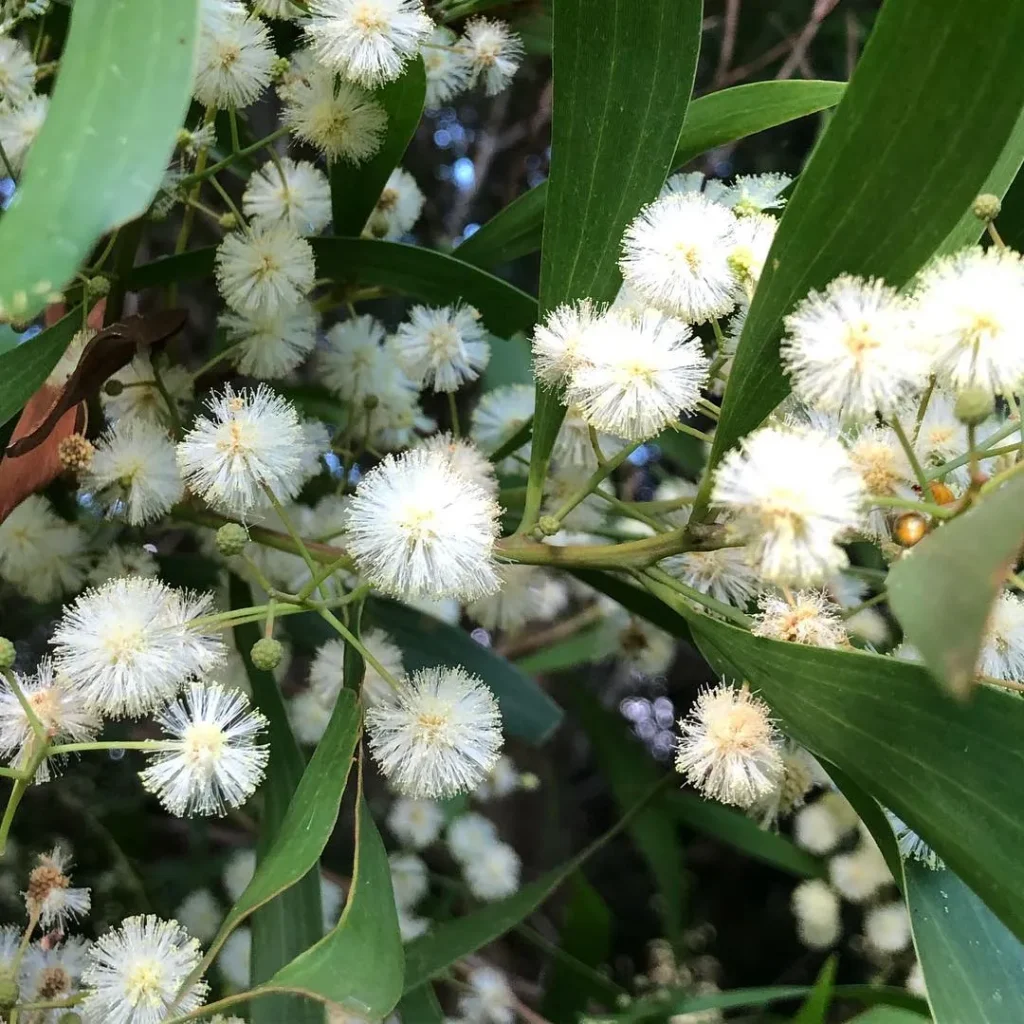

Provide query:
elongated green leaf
left=848, top=1010, right=929, bottom=1024
left=453, top=80, right=845, bottom=272
left=540, top=874, right=612, bottom=1023
left=229, top=578, right=321, bottom=1024
left=0, top=313, right=78, bottom=429
left=687, top=614, right=1024, bottom=945
left=403, top=777, right=667, bottom=990
left=905, top=861, right=1024, bottom=1024
left=570, top=688, right=686, bottom=940
left=524, top=0, right=701, bottom=531
left=330, top=58, right=426, bottom=235
left=365, top=597, right=563, bottom=744
left=666, top=790, right=823, bottom=879
left=397, top=985, right=446, bottom=1023
left=125, top=240, right=538, bottom=338
left=457, top=186, right=548, bottom=268
left=706, top=0, right=1024, bottom=485
left=793, top=956, right=837, bottom=1024
left=197, top=687, right=361, bottom=972
left=569, top=569, right=693, bottom=644
left=610, top=984, right=926, bottom=1023
left=516, top=623, right=616, bottom=674
left=0, top=0, right=199, bottom=322
left=888, top=476, right=1024, bottom=697
left=269, top=796, right=404, bottom=1019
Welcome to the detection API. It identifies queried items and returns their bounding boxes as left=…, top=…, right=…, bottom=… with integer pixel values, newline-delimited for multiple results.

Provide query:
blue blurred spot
left=324, top=452, right=342, bottom=476
left=462, top=222, right=480, bottom=239
left=0, top=177, right=15, bottom=211
left=628, top=444, right=652, bottom=466
left=453, top=157, right=475, bottom=190
left=433, top=128, right=452, bottom=148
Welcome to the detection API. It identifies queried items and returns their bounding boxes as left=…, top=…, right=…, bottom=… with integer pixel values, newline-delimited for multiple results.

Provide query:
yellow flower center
left=673, top=241, right=702, bottom=273
left=124, top=960, right=166, bottom=1008
left=102, top=624, right=147, bottom=663
left=182, top=722, right=227, bottom=771
left=707, top=703, right=767, bottom=752
left=397, top=504, right=438, bottom=540
left=353, top=2, right=388, bottom=32
left=842, top=321, right=881, bottom=364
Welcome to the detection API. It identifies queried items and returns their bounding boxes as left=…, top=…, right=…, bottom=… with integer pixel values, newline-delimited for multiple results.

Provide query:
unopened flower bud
left=215, top=522, right=249, bottom=557
left=519, top=771, right=540, bottom=790
left=954, top=385, right=995, bottom=426
left=270, top=55, right=291, bottom=80
left=251, top=637, right=284, bottom=671
left=103, top=378, right=124, bottom=397
left=972, top=193, right=1001, bottom=222
left=536, top=515, right=561, bottom=537
left=57, top=433, right=94, bottom=475
left=363, top=393, right=380, bottom=411
left=86, top=275, right=110, bottom=297
left=219, top=212, right=240, bottom=231
left=176, top=128, right=192, bottom=148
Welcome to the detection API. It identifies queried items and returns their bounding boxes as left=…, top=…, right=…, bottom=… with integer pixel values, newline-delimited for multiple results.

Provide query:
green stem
left=866, top=495, right=954, bottom=518
left=696, top=396, right=721, bottom=421
left=499, top=528, right=692, bottom=569
left=189, top=337, right=249, bottom=382
left=979, top=455, right=1024, bottom=496
left=926, top=418, right=1024, bottom=480
left=447, top=390, right=461, bottom=438
left=672, top=421, right=715, bottom=444
left=2, top=669, right=46, bottom=745
left=319, top=607, right=398, bottom=689
left=150, top=358, right=183, bottom=438
left=642, top=565, right=752, bottom=628
left=178, top=124, right=290, bottom=189
left=262, top=485, right=325, bottom=597
left=911, top=376, right=935, bottom=445
left=546, top=441, right=641, bottom=530
left=890, top=416, right=929, bottom=494
left=208, top=173, right=245, bottom=225
left=840, top=590, right=888, bottom=619
left=295, top=559, right=360, bottom=603
left=589, top=487, right=666, bottom=533
left=48, top=740, right=171, bottom=756
left=228, top=107, right=242, bottom=154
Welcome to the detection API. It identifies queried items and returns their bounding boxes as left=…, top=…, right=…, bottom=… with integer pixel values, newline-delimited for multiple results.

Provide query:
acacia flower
left=84, top=419, right=184, bottom=526
left=344, top=449, right=501, bottom=600
left=102, top=354, right=193, bottom=428
left=51, top=577, right=224, bottom=719
left=978, top=590, right=1024, bottom=681
left=176, top=385, right=305, bottom=514
left=751, top=590, right=848, bottom=648
left=422, top=25, right=472, bottom=106
left=0, top=35, right=37, bottom=107
left=791, top=879, right=840, bottom=950
left=461, top=17, right=523, bottom=95
left=459, top=966, right=516, bottom=1024
left=660, top=548, right=760, bottom=608
left=386, top=796, right=444, bottom=849
left=864, top=902, right=911, bottom=953
left=914, top=246, right=1024, bottom=394
left=365, top=666, right=504, bottom=798
left=464, top=841, right=521, bottom=902
left=781, top=275, right=925, bottom=419
left=389, top=852, right=428, bottom=909
left=26, top=846, right=91, bottom=930
left=712, top=426, right=866, bottom=585
left=446, top=812, right=499, bottom=863
left=305, top=0, right=433, bottom=87
left=0, top=93, right=48, bottom=172
left=282, top=65, right=388, bottom=163
left=193, top=11, right=275, bottom=109
left=309, top=630, right=405, bottom=707
left=242, top=157, right=332, bottom=234
left=394, top=303, right=491, bottom=393
left=675, top=683, right=782, bottom=809
left=470, top=384, right=535, bottom=473
left=531, top=298, right=603, bottom=389
left=141, top=684, right=269, bottom=817
left=215, top=222, right=316, bottom=318
left=0, top=658, right=100, bottom=782
left=619, top=192, right=738, bottom=323
left=0, top=494, right=87, bottom=602
left=81, top=915, right=208, bottom=1024
left=220, top=301, right=319, bottom=380
left=565, top=309, right=710, bottom=441
left=417, top=432, right=498, bottom=498
left=365, top=166, right=425, bottom=239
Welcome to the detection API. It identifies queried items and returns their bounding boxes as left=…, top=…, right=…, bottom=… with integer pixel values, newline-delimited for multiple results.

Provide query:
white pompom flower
left=0, top=494, right=87, bottom=602
left=565, top=309, right=710, bottom=442
left=864, top=902, right=912, bottom=954
left=52, top=577, right=224, bottom=719
left=0, top=93, right=47, bottom=172
left=389, top=851, right=428, bottom=909
left=781, top=275, right=925, bottom=419
left=177, top=385, right=306, bottom=515
left=193, top=12, right=275, bottom=109
left=344, top=449, right=501, bottom=600
left=365, top=166, right=425, bottom=240
left=660, top=548, right=760, bottom=608
left=140, top=684, right=269, bottom=817
left=712, top=426, right=866, bottom=585
left=215, top=222, right=316, bottom=318
left=466, top=564, right=566, bottom=632
left=386, top=796, right=444, bottom=849
left=305, top=0, right=433, bottom=87
left=708, top=172, right=792, bottom=215
left=394, top=303, right=491, bottom=393
left=102, top=353, right=193, bottom=429
left=914, top=246, right=1024, bottom=395
left=979, top=590, right=1024, bottom=681
left=531, top=298, right=603, bottom=389
left=282, top=64, right=388, bottom=163
left=84, top=420, right=184, bottom=526
left=220, top=301, right=319, bottom=380
left=0, top=658, right=101, bottom=783
left=751, top=590, right=849, bottom=648
left=365, top=666, right=504, bottom=798
left=422, top=25, right=472, bottom=106
left=675, top=683, right=782, bottom=809
left=26, top=845, right=91, bottom=930
left=791, top=879, right=840, bottom=950
left=470, top=384, right=534, bottom=473
left=0, top=35, right=37, bottom=108
left=242, top=157, right=332, bottom=235
left=460, top=17, right=523, bottom=95
left=309, top=630, right=405, bottom=707
left=446, top=812, right=498, bottom=862
left=619, top=192, right=739, bottom=323
left=417, top=432, right=498, bottom=498
left=728, top=212, right=777, bottom=294
left=81, top=915, right=208, bottom=1024
left=463, top=841, right=521, bottom=902
left=317, top=313, right=388, bottom=399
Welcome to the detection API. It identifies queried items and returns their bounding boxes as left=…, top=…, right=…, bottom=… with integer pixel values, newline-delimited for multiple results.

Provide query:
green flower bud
left=218, top=212, right=240, bottom=231
left=363, top=393, right=380, bottom=411
left=103, top=378, right=125, bottom=397
left=0, top=638, right=15, bottom=671
left=270, top=55, right=292, bottom=80
left=215, top=522, right=249, bottom=557
left=251, top=637, right=284, bottom=671
left=954, top=385, right=995, bottom=426
left=87, top=275, right=111, bottom=297
left=536, top=515, right=561, bottom=537
left=972, top=193, right=1002, bottom=222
